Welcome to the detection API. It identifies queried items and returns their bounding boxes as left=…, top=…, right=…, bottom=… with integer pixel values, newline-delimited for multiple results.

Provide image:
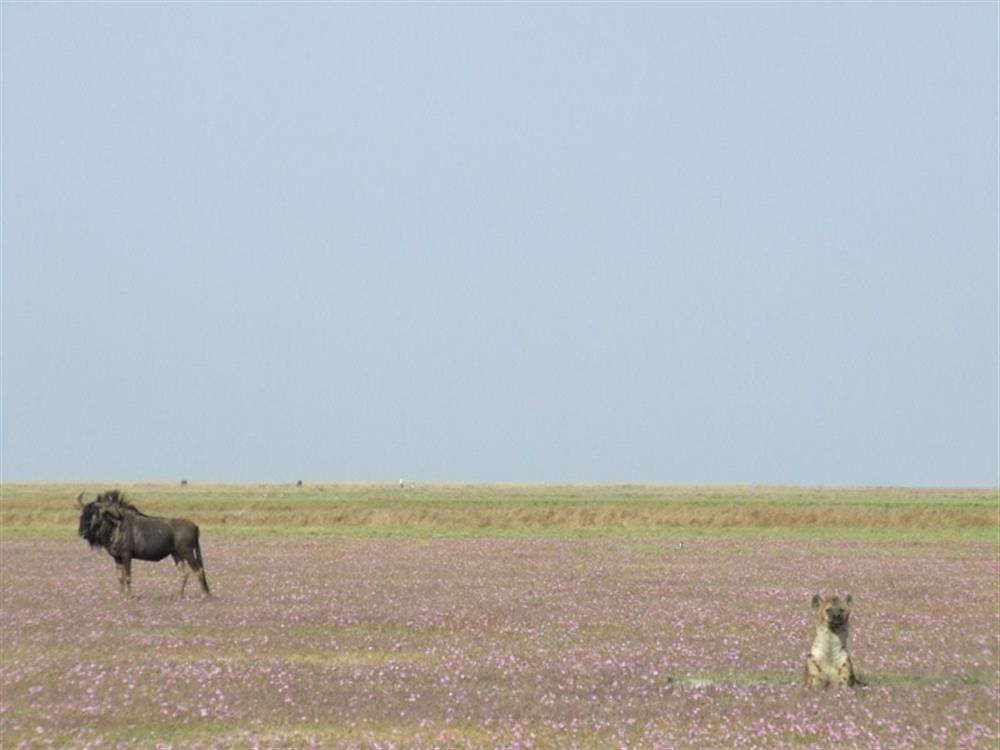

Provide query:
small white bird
left=399, top=479, right=404, bottom=489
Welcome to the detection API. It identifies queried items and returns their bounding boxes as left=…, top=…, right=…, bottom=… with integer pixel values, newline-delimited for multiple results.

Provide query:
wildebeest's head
left=77, top=490, right=138, bottom=549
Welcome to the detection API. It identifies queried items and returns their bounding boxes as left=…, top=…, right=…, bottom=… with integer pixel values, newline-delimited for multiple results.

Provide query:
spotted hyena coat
left=805, top=593, right=864, bottom=688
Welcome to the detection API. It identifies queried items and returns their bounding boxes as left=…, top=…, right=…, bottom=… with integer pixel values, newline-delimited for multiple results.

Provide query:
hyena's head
left=811, top=594, right=853, bottom=631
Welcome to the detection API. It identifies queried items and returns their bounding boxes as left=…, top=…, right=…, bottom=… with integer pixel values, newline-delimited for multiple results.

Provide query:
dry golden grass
left=1, top=482, right=996, bottom=537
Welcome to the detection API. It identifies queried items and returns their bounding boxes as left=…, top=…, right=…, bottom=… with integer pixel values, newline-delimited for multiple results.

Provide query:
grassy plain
left=1, top=483, right=998, bottom=749
left=1, top=482, right=996, bottom=540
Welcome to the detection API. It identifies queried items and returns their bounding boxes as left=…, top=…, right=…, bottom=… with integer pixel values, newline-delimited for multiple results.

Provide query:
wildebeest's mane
left=94, top=489, right=149, bottom=516
left=78, top=490, right=151, bottom=549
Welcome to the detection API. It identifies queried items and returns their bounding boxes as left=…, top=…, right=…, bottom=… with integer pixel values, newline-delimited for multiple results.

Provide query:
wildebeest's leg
left=122, top=557, right=133, bottom=596
left=172, top=553, right=191, bottom=599
left=115, top=560, right=128, bottom=594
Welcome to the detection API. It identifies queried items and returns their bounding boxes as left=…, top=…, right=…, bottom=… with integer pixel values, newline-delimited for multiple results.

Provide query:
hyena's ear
left=845, top=594, right=853, bottom=606
left=811, top=594, right=821, bottom=611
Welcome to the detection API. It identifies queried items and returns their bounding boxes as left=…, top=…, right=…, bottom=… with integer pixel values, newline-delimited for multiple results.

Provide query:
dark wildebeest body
left=77, top=490, right=211, bottom=598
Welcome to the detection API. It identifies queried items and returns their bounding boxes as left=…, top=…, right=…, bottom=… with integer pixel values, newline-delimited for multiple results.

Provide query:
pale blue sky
left=2, top=2, right=997, bottom=485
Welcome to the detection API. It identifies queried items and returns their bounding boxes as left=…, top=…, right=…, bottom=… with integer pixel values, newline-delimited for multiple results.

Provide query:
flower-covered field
left=1, top=535, right=997, bottom=749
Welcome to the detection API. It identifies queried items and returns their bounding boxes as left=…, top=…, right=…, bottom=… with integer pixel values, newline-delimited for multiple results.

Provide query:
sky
left=2, top=2, right=997, bottom=486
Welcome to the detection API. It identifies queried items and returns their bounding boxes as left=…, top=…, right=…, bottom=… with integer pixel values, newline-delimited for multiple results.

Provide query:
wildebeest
left=77, top=490, right=211, bottom=598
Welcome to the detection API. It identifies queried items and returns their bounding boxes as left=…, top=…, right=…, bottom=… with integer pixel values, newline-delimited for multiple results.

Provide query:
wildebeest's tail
left=194, top=541, right=211, bottom=596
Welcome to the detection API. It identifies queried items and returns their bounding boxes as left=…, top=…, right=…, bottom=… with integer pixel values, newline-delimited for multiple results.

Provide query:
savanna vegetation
left=1, top=482, right=996, bottom=540
left=1, top=483, right=997, bottom=749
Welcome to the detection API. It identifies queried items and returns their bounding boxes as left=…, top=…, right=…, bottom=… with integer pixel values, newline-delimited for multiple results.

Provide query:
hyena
left=805, top=594, right=865, bottom=688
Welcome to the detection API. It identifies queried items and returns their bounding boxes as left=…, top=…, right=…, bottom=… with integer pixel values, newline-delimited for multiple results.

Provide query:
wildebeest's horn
left=76, top=492, right=86, bottom=508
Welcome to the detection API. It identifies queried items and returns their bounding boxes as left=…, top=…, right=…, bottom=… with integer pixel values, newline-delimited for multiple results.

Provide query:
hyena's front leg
left=838, top=655, right=853, bottom=686
left=805, top=656, right=827, bottom=688
left=839, top=655, right=864, bottom=687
